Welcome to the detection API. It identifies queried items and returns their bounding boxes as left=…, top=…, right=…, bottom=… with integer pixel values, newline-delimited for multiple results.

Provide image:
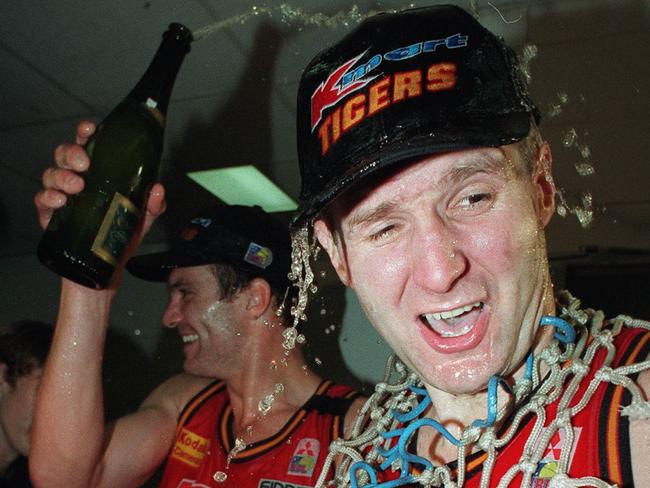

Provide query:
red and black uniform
left=159, top=379, right=359, bottom=488
left=380, top=325, right=650, bottom=487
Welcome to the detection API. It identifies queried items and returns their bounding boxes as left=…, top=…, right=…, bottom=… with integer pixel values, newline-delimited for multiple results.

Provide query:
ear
left=532, top=141, right=556, bottom=227
left=314, top=218, right=351, bottom=286
left=244, top=278, right=273, bottom=319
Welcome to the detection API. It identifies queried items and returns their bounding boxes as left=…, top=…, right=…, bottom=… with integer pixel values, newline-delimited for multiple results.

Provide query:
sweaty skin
left=316, top=144, right=557, bottom=433
left=163, top=266, right=249, bottom=378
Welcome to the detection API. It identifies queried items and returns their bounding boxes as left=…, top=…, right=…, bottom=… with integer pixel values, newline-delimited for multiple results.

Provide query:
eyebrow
left=167, top=279, right=187, bottom=293
left=437, top=149, right=508, bottom=190
left=344, top=149, right=508, bottom=234
left=345, top=201, right=400, bottom=234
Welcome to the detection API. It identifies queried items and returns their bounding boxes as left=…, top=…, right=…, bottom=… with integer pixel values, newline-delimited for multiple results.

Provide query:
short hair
left=0, top=320, right=53, bottom=386
left=514, top=119, right=544, bottom=176
left=209, top=263, right=291, bottom=323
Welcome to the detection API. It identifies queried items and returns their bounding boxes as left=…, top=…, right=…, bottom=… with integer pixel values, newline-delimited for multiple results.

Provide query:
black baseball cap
left=294, top=4, right=540, bottom=225
left=126, top=205, right=292, bottom=293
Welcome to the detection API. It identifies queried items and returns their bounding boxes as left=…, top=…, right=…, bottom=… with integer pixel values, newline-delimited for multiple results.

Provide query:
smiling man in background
left=31, top=141, right=363, bottom=487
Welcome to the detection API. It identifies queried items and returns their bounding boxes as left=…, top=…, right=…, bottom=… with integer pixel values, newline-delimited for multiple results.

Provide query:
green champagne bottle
left=38, top=23, right=192, bottom=289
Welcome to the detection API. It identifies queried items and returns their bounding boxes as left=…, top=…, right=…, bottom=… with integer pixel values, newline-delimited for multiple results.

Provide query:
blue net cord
left=470, top=375, right=511, bottom=428
left=348, top=315, right=577, bottom=486
left=540, top=315, right=576, bottom=343
left=393, top=385, right=431, bottom=422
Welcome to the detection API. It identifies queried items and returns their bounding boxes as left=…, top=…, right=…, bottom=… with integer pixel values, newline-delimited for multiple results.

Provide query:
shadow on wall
left=300, top=251, right=378, bottom=395
left=159, top=20, right=296, bottom=237
left=103, top=329, right=186, bottom=423
left=103, top=329, right=162, bottom=421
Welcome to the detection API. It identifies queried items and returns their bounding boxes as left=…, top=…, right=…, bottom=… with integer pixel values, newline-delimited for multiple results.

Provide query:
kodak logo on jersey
left=310, top=33, right=467, bottom=156
left=170, top=427, right=210, bottom=468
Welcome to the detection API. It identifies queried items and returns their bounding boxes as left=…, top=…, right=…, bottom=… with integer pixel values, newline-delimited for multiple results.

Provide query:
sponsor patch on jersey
left=258, top=480, right=311, bottom=488
left=287, top=437, right=320, bottom=477
left=170, top=427, right=210, bottom=468
left=531, top=427, right=582, bottom=487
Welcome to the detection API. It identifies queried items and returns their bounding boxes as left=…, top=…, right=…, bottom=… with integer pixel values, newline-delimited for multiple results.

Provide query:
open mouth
left=421, top=302, right=484, bottom=338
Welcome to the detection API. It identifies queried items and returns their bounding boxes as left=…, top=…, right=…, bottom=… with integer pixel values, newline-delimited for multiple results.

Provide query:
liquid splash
left=213, top=471, right=227, bottom=483
left=575, top=162, right=594, bottom=177
left=285, top=224, right=318, bottom=356
left=562, top=128, right=578, bottom=148
left=488, top=2, right=522, bottom=24
left=557, top=127, right=596, bottom=227
left=191, top=4, right=389, bottom=41
left=519, top=44, right=538, bottom=84
left=556, top=189, right=594, bottom=228
left=548, top=90, right=570, bottom=118
left=258, top=383, right=285, bottom=416
left=191, top=2, right=495, bottom=41
left=214, top=383, right=286, bottom=483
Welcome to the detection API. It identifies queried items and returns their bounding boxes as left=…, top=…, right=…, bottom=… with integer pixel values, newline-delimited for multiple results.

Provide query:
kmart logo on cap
left=244, top=242, right=273, bottom=269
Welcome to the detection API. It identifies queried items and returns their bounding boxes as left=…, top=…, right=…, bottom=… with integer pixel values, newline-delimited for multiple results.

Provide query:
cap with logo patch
left=294, top=4, right=540, bottom=225
left=126, top=204, right=291, bottom=293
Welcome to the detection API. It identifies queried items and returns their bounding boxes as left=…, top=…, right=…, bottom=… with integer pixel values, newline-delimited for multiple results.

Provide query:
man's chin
left=418, top=356, right=499, bottom=397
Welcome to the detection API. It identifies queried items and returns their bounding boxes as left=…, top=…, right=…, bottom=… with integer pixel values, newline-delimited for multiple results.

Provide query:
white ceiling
left=1, top=0, right=649, bottom=261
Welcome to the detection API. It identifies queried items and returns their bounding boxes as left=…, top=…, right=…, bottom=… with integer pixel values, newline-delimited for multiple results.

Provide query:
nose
left=162, top=298, right=181, bottom=328
left=410, top=215, right=467, bottom=294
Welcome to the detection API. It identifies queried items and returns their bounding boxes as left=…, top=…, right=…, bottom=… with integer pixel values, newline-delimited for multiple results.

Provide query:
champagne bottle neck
left=127, top=23, right=193, bottom=119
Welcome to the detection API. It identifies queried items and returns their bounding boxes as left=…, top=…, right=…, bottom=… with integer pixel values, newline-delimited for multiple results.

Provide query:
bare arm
left=30, top=121, right=170, bottom=487
left=92, top=373, right=213, bottom=487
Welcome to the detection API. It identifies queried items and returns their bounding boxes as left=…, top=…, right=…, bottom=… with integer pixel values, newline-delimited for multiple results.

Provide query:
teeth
left=439, top=321, right=475, bottom=338
left=182, top=334, right=199, bottom=344
left=426, top=302, right=482, bottom=321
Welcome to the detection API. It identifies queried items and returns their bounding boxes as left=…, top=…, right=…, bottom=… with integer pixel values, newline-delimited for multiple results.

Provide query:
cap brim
left=126, top=249, right=207, bottom=282
left=294, top=111, right=532, bottom=224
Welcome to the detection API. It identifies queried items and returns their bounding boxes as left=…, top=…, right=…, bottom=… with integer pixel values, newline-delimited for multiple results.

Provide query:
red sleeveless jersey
left=378, top=325, right=650, bottom=487
left=159, top=379, right=359, bottom=488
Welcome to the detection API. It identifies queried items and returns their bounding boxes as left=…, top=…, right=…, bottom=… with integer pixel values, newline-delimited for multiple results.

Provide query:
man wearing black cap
left=31, top=136, right=363, bottom=487
left=292, top=5, right=650, bottom=487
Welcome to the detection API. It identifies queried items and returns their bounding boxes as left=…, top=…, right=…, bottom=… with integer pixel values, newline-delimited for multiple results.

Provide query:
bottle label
left=145, top=97, right=165, bottom=126
left=91, top=193, right=139, bottom=266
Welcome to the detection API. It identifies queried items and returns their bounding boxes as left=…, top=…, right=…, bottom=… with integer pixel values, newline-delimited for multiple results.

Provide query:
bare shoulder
left=140, top=373, right=217, bottom=418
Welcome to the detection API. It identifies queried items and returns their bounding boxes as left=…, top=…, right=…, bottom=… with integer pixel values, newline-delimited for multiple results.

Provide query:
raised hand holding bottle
left=38, top=23, right=192, bottom=289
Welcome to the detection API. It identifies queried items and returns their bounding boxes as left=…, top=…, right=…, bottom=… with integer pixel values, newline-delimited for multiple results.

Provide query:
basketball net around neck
left=315, top=290, right=650, bottom=488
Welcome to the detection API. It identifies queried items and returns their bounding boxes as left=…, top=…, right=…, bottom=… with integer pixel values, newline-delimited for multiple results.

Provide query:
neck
left=420, top=317, right=557, bottom=463
left=225, top=322, right=322, bottom=441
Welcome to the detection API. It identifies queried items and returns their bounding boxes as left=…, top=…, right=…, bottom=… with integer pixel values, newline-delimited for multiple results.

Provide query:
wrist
left=60, top=278, right=116, bottom=321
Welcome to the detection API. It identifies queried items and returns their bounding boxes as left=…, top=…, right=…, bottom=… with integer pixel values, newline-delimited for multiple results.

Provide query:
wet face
left=0, top=367, right=43, bottom=457
left=315, top=145, right=556, bottom=395
left=163, top=265, right=248, bottom=378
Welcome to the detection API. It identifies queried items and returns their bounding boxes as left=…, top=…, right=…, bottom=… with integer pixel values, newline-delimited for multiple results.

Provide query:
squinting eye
left=369, top=224, right=396, bottom=241
left=458, top=193, right=491, bottom=207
